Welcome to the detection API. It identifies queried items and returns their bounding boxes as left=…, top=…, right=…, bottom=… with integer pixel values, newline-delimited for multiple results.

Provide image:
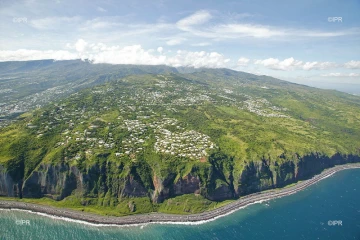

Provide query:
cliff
left=1, top=152, right=359, bottom=205
left=0, top=165, right=19, bottom=197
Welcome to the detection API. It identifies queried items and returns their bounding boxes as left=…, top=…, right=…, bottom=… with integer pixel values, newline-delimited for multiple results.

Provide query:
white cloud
left=245, top=70, right=263, bottom=76
left=1, top=39, right=230, bottom=68
left=213, top=24, right=285, bottom=38
left=166, top=38, right=186, bottom=46
left=226, top=12, right=256, bottom=20
left=75, top=39, right=88, bottom=52
left=321, top=73, right=360, bottom=77
left=78, top=17, right=172, bottom=38
left=97, top=7, right=107, bottom=12
left=157, top=47, right=163, bottom=53
left=212, top=25, right=357, bottom=39
left=344, top=60, right=360, bottom=69
left=89, top=42, right=107, bottom=51
left=176, top=10, right=212, bottom=31
left=254, top=57, right=303, bottom=70
left=29, top=16, right=81, bottom=30
left=292, top=29, right=356, bottom=37
left=302, top=61, right=338, bottom=70
left=2, top=39, right=358, bottom=74
left=84, top=45, right=230, bottom=68
left=349, top=73, right=360, bottom=77
left=167, top=50, right=230, bottom=68
left=80, top=17, right=124, bottom=30
left=254, top=57, right=339, bottom=71
left=84, top=45, right=167, bottom=65
left=0, top=49, right=78, bottom=61
left=174, top=10, right=359, bottom=40
left=191, top=42, right=211, bottom=46
left=237, top=57, right=250, bottom=66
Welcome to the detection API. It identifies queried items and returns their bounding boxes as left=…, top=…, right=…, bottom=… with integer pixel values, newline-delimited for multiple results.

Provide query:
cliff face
left=0, top=153, right=359, bottom=204
left=173, top=174, right=200, bottom=195
left=20, top=163, right=150, bottom=200
left=236, top=160, right=274, bottom=196
left=235, top=153, right=360, bottom=195
left=21, top=163, right=77, bottom=200
left=0, top=165, right=17, bottom=197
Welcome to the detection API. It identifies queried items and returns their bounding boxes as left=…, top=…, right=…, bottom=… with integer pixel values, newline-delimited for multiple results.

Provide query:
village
left=241, top=97, right=289, bottom=118
left=20, top=74, right=290, bottom=163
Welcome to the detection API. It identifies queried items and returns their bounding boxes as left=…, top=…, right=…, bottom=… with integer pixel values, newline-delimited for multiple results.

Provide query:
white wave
left=3, top=198, right=273, bottom=228
left=8, top=209, right=147, bottom=228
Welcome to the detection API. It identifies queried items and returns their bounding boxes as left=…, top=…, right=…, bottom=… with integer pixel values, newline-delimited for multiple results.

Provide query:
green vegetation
left=0, top=194, right=233, bottom=216
left=0, top=67, right=359, bottom=216
left=158, top=194, right=234, bottom=214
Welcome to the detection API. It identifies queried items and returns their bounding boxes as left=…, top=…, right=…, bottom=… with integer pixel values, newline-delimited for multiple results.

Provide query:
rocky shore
left=1, top=163, right=359, bottom=226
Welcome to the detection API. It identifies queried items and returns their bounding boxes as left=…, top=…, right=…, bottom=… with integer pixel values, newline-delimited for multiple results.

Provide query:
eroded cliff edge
left=1, top=152, right=359, bottom=206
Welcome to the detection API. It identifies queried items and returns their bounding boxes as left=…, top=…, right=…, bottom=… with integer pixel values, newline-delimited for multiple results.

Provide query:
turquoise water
left=0, top=169, right=359, bottom=240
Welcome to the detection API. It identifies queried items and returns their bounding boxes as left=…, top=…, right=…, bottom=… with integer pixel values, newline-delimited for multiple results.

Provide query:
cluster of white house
left=116, top=118, right=180, bottom=157
left=242, top=98, right=289, bottom=118
left=116, top=78, right=215, bottom=107
left=112, top=117, right=215, bottom=160
left=154, top=129, right=215, bottom=159
left=117, top=119, right=149, bottom=156
left=1, top=82, right=74, bottom=128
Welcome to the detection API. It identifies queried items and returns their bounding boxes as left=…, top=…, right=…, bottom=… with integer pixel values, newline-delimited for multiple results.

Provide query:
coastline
left=1, top=163, right=360, bottom=227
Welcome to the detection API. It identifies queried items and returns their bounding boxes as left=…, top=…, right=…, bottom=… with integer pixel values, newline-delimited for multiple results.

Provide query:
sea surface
left=304, top=82, right=360, bottom=96
left=0, top=169, right=359, bottom=240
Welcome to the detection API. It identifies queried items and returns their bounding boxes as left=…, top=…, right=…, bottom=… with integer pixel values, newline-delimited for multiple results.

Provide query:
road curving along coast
left=1, top=163, right=360, bottom=227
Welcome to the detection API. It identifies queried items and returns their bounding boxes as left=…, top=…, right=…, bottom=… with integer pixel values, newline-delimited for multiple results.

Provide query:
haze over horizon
left=1, top=0, right=359, bottom=87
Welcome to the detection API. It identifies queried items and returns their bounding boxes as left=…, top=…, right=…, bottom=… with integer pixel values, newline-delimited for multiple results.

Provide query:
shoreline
left=1, top=163, right=360, bottom=227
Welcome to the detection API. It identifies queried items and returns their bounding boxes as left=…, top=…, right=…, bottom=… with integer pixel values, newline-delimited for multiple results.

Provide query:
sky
left=0, top=0, right=360, bottom=86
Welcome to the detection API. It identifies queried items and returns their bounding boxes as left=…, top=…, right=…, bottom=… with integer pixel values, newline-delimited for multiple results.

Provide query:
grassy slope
left=0, top=71, right=359, bottom=216
left=0, top=194, right=233, bottom=216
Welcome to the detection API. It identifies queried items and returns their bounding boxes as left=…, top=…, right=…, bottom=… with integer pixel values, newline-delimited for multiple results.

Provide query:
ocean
left=303, top=82, right=360, bottom=96
left=0, top=169, right=359, bottom=240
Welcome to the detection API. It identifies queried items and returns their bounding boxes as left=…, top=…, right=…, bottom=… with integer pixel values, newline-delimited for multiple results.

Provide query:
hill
left=0, top=63, right=359, bottom=216
left=0, top=60, right=178, bottom=126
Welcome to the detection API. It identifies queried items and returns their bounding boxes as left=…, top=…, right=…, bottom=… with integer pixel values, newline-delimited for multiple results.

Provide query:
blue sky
left=0, top=0, right=359, bottom=85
